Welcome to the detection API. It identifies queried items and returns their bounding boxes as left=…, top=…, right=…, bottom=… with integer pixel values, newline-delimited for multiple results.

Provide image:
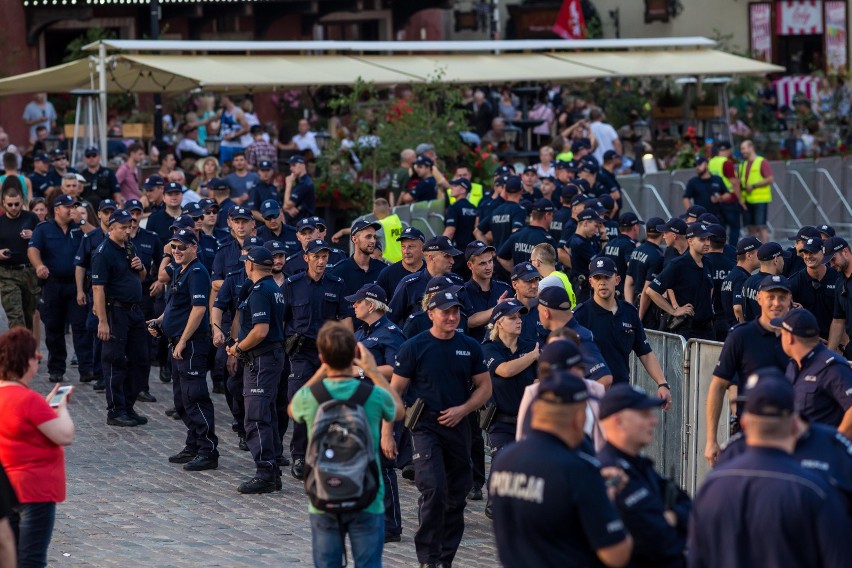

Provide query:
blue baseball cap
left=735, top=368, right=795, bottom=418
left=537, top=371, right=591, bottom=404
left=199, top=198, right=218, bottom=212
left=414, top=155, right=434, bottom=168
left=770, top=307, right=820, bottom=338
left=504, top=175, right=523, bottom=193
left=84, top=146, right=100, bottom=157
left=618, top=212, right=644, bottom=227
left=800, top=237, right=823, bottom=253
left=423, top=236, right=461, bottom=256
left=305, top=239, right=332, bottom=254
left=698, top=212, right=720, bottom=225
left=790, top=226, right=820, bottom=242
left=142, top=175, right=164, bottom=190
left=657, top=218, right=687, bottom=235
left=686, top=222, right=713, bottom=239
left=243, top=236, right=264, bottom=249
left=530, top=286, right=571, bottom=310
left=757, top=242, right=785, bottom=261
left=571, top=139, right=591, bottom=153
left=511, top=262, right=541, bottom=282
left=488, top=299, right=528, bottom=326
left=397, top=226, right=425, bottom=243
left=182, top=202, right=203, bottom=218
left=260, top=199, right=281, bottom=218
left=263, top=240, right=286, bottom=255
left=164, top=181, right=183, bottom=194
left=495, top=165, right=513, bottom=176
left=589, top=257, right=617, bottom=278
left=170, top=228, right=197, bottom=245
left=645, top=217, right=666, bottom=234
left=465, top=240, right=495, bottom=261
left=598, top=384, right=666, bottom=419
left=686, top=205, right=707, bottom=220
left=53, top=194, right=80, bottom=208
left=258, top=160, right=274, bottom=170
left=757, top=274, right=791, bottom=292
left=427, top=290, right=464, bottom=311
left=210, top=178, right=230, bottom=192
left=34, top=152, right=50, bottom=163
left=577, top=159, right=598, bottom=175
left=449, top=178, right=472, bottom=192
left=124, top=199, right=144, bottom=212
left=539, top=340, right=583, bottom=370
left=344, top=283, right=387, bottom=305
left=228, top=207, right=253, bottom=221
left=107, top=209, right=132, bottom=226
left=98, top=199, right=118, bottom=212
left=577, top=208, right=603, bottom=223
left=425, top=275, right=463, bottom=295
left=351, top=219, right=382, bottom=236
left=289, top=155, right=306, bottom=165
left=822, top=236, right=849, bottom=264
left=531, top=198, right=554, bottom=213
left=239, top=246, right=274, bottom=266
left=296, top=217, right=319, bottom=232
left=736, top=236, right=761, bottom=254
left=170, top=215, right=196, bottom=231
left=817, top=224, right=836, bottom=237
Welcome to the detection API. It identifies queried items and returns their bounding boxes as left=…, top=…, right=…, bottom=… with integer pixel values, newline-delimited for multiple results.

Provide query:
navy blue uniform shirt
left=569, top=234, right=598, bottom=279
left=789, top=267, right=840, bottom=338
left=29, top=173, right=51, bottom=198
left=562, top=317, right=612, bottom=382
left=327, top=256, right=386, bottom=297
left=490, top=431, right=628, bottom=568
left=478, top=201, right=526, bottom=249
left=214, top=268, right=247, bottom=320
left=394, top=330, right=487, bottom=412
left=558, top=218, right=578, bottom=249
left=247, top=182, right=279, bottom=212
left=601, top=234, right=636, bottom=291
left=597, top=442, right=690, bottom=568
left=161, top=258, right=210, bottom=340
left=464, top=277, right=513, bottom=343
left=238, top=275, right=286, bottom=348
left=290, top=175, right=316, bottom=220
left=407, top=176, right=437, bottom=202
left=28, top=220, right=83, bottom=279
left=80, top=166, right=120, bottom=205
left=833, top=272, right=852, bottom=338
left=196, top=232, right=218, bottom=273
left=376, top=260, right=425, bottom=300
left=649, top=252, right=714, bottom=323
left=549, top=207, right=572, bottom=242
left=519, top=304, right=549, bottom=346
left=627, top=240, right=664, bottom=288
left=705, top=251, right=735, bottom=319
left=73, top=227, right=106, bottom=273
left=497, top=225, right=555, bottom=267
left=212, top=237, right=245, bottom=282
left=736, top=270, right=771, bottom=321
left=683, top=174, right=724, bottom=212
left=131, top=228, right=162, bottom=284
left=215, top=198, right=237, bottom=236
left=256, top=224, right=300, bottom=256
left=573, top=299, right=652, bottom=384
left=282, top=272, right=353, bottom=339
left=783, top=250, right=806, bottom=278
left=356, top=316, right=406, bottom=367
left=689, top=447, right=850, bottom=568
left=475, top=194, right=503, bottom=226
left=402, top=310, right=468, bottom=339
left=91, top=237, right=143, bottom=304
left=713, top=319, right=789, bottom=385
left=387, top=270, right=470, bottom=325
left=145, top=209, right=180, bottom=246
left=445, top=197, right=477, bottom=249
left=720, top=265, right=750, bottom=325
left=482, top=337, right=537, bottom=415
left=787, top=343, right=852, bottom=428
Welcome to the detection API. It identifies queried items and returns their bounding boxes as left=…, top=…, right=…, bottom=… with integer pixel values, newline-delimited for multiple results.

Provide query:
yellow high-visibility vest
left=377, top=214, right=403, bottom=263
left=446, top=182, right=484, bottom=207
left=738, top=155, right=772, bottom=204
left=708, top=156, right=732, bottom=190
left=552, top=270, right=577, bottom=308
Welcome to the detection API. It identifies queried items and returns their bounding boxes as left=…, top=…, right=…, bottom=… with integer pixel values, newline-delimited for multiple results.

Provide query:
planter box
left=651, top=106, right=682, bottom=119
left=122, top=123, right=154, bottom=138
left=695, top=105, right=722, bottom=119
left=64, top=124, right=89, bottom=138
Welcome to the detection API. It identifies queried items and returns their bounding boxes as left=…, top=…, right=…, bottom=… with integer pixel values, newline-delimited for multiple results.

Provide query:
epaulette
left=720, top=431, right=744, bottom=451
left=285, top=251, right=302, bottom=262
left=326, top=273, right=344, bottom=284
left=286, top=271, right=306, bottom=284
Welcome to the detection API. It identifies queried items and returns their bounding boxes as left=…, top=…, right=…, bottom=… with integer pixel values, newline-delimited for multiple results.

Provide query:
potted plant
left=122, top=111, right=154, bottom=138
left=652, top=88, right=685, bottom=119
left=694, top=85, right=722, bottom=119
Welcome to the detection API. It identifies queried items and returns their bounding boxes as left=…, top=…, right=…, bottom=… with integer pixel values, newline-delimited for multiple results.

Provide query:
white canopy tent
left=0, top=38, right=784, bottom=157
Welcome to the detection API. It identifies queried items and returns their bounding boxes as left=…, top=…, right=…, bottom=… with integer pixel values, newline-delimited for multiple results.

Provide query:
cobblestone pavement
left=40, top=350, right=500, bottom=567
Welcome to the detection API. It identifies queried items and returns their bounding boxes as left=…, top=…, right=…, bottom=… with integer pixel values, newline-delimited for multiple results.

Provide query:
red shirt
left=0, top=385, right=66, bottom=503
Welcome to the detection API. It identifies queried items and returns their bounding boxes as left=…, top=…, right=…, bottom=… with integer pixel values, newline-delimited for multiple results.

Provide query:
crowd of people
left=0, top=84, right=850, bottom=568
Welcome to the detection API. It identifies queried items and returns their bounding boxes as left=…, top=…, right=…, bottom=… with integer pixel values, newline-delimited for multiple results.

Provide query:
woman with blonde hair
left=190, top=156, right=220, bottom=195
left=401, top=276, right=469, bottom=338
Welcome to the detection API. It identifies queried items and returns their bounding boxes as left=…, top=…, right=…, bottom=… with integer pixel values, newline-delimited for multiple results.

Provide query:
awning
left=549, top=49, right=785, bottom=77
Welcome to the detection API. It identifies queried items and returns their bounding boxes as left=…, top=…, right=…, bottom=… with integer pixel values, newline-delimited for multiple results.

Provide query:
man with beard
left=788, top=237, right=839, bottom=339
left=825, top=238, right=852, bottom=360
left=464, top=241, right=512, bottom=343
left=328, top=219, right=386, bottom=303
left=375, top=226, right=426, bottom=299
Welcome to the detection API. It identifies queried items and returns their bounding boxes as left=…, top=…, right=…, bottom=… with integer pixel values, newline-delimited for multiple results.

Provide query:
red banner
left=553, top=0, right=586, bottom=40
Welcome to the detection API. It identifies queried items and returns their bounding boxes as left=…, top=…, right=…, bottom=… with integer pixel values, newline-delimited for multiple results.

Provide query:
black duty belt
left=494, top=412, right=518, bottom=425
left=0, top=264, right=29, bottom=270
left=108, top=299, right=140, bottom=309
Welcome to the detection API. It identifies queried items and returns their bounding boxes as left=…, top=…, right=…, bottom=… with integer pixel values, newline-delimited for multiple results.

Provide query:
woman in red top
left=0, top=327, right=74, bottom=568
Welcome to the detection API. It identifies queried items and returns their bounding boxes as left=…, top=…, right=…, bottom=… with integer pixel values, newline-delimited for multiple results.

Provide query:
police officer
left=737, top=241, right=786, bottom=322
left=568, top=208, right=604, bottom=303
left=464, top=240, right=512, bottom=343
left=146, top=181, right=185, bottom=245
left=140, top=175, right=165, bottom=215
left=79, top=146, right=120, bottom=209
left=246, top=160, right=279, bottom=213
left=600, top=212, right=643, bottom=296
left=574, top=258, right=672, bottom=404
left=597, top=384, right=691, bottom=567
left=28, top=194, right=86, bottom=383
left=705, top=224, right=736, bottom=340
left=481, top=300, right=539, bottom=517
left=328, top=219, right=385, bottom=299
left=490, top=371, right=632, bottom=568
left=402, top=276, right=469, bottom=338
left=311, top=217, right=348, bottom=266
left=282, top=154, right=315, bottom=222
left=444, top=177, right=477, bottom=256
left=283, top=239, right=353, bottom=479
left=824, top=237, right=852, bottom=359
left=772, top=308, right=852, bottom=436
left=211, top=178, right=237, bottom=239
left=29, top=153, right=53, bottom=198
left=550, top=182, right=579, bottom=242
left=375, top=226, right=426, bottom=299
left=496, top=198, right=556, bottom=271
left=625, top=217, right=665, bottom=327
left=704, top=274, right=792, bottom=465
left=720, top=236, right=761, bottom=327
left=265, top=238, right=291, bottom=469
left=646, top=222, right=715, bottom=340
left=150, top=228, right=219, bottom=470
left=282, top=217, right=321, bottom=277
left=91, top=209, right=149, bottom=427
left=399, top=154, right=437, bottom=204
left=256, top=199, right=299, bottom=256
left=211, top=206, right=255, bottom=297
left=388, top=290, right=492, bottom=567
left=476, top=175, right=526, bottom=250
left=788, top=237, right=839, bottom=339
left=345, top=283, right=407, bottom=542
left=783, top=226, right=819, bottom=277
left=682, top=155, right=723, bottom=215
left=689, top=369, right=851, bottom=567
left=473, top=173, right=506, bottom=239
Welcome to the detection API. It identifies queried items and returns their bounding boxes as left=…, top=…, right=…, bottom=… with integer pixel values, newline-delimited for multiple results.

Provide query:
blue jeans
left=310, top=511, right=384, bottom=568
left=10, top=502, right=56, bottom=568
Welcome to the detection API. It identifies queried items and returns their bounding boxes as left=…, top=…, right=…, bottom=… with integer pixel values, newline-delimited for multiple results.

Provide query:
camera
left=147, top=321, right=163, bottom=337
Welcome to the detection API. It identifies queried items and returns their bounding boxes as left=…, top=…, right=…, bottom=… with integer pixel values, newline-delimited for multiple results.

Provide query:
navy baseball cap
left=817, top=224, right=836, bottom=237
left=511, top=262, right=541, bottom=282
left=706, top=224, right=727, bottom=242
left=618, top=212, right=644, bottom=227
left=578, top=160, right=598, bottom=175
left=537, top=371, right=591, bottom=404
left=602, top=150, right=620, bottom=162
left=577, top=208, right=603, bottom=223
left=289, top=155, right=306, bottom=165
left=311, top=216, right=328, bottom=230
left=571, top=139, right=592, bottom=153
left=228, top=207, right=253, bottom=221
left=530, top=286, right=571, bottom=310
left=532, top=198, right=554, bottom=213
left=770, top=307, right=820, bottom=338
left=736, top=369, right=795, bottom=418
left=210, top=178, right=230, bottom=192
left=98, top=199, right=118, bottom=212
left=598, top=384, right=666, bottom=420
left=822, top=236, right=849, bottom=264
left=53, top=194, right=80, bottom=208
left=142, top=175, right=164, bottom=190
left=351, top=219, right=381, bottom=236
left=540, top=175, right=556, bottom=184
left=554, top=160, right=571, bottom=171
left=757, top=242, right=785, bottom=261
left=489, top=300, right=529, bottom=326
left=263, top=240, right=286, bottom=255
left=258, top=160, right=274, bottom=170
left=170, top=215, right=195, bottom=231
left=589, top=257, right=617, bottom=278
left=344, top=283, right=388, bottom=305
left=645, top=217, right=666, bottom=234
left=124, top=199, right=144, bottom=212
left=597, top=194, right=614, bottom=212
left=716, top=141, right=732, bottom=151
left=539, top=340, right=583, bottom=370
left=260, top=200, right=281, bottom=218
left=736, top=236, right=761, bottom=254
left=504, top=175, right=523, bottom=193
left=697, top=212, right=720, bottom=225
left=427, top=290, right=464, bottom=311
left=243, top=236, right=264, bottom=249
left=164, top=181, right=183, bottom=194
left=561, top=183, right=580, bottom=200
left=170, top=228, right=197, bottom=245
left=34, top=152, right=50, bottom=163
left=423, top=236, right=461, bottom=256
left=686, top=222, right=713, bottom=239
left=199, top=198, right=218, bottom=212
left=425, top=275, right=463, bottom=296
left=694, top=155, right=708, bottom=166
left=758, top=274, right=791, bottom=292
left=790, top=226, right=820, bottom=242
left=305, top=239, right=332, bottom=255
left=107, top=209, right=132, bottom=225
left=465, top=240, right=495, bottom=261
left=183, top=202, right=203, bottom=218
left=449, top=178, right=472, bottom=192
left=685, top=205, right=707, bottom=219
left=800, top=237, right=823, bottom=253
left=495, top=165, right=512, bottom=176
left=657, top=218, right=687, bottom=235
left=397, top=226, right=425, bottom=243
left=239, top=246, right=274, bottom=266
left=523, top=165, right=538, bottom=174
left=50, top=148, right=67, bottom=158
left=84, top=146, right=99, bottom=157
left=414, top=155, right=434, bottom=168
left=493, top=175, right=509, bottom=187
left=569, top=193, right=587, bottom=208
left=573, top=178, right=591, bottom=193
left=296, top=217, right=319, bottom=232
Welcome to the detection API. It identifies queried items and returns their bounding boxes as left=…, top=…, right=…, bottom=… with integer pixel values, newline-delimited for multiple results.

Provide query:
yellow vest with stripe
left=739, top=156, right=772, bottom=204
left=552, top=270, right=577, bottom=309
left=378, top=214, right=403, bottom=263
left=707, top=156, right=732, bottom=190
left=446, top=183, right=484, bottom=207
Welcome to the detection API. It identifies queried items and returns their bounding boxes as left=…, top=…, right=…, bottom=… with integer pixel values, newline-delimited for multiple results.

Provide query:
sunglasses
left=170, top=244, right=189, bottom=251
left=204, top=210, right=218, bottom=215
left=4, top=202, right=22, bottom=207
left=264, top=215, right=277, bottom=221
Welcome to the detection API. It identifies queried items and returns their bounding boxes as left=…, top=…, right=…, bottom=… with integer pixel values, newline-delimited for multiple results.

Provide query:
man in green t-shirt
left=289, top=321, right=404, bottom=567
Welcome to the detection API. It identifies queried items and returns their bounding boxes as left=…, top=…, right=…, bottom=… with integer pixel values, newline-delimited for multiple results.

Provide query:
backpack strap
left=310, top=381, right=334, bottom=405
left=348, top=381, right=374, bottom=406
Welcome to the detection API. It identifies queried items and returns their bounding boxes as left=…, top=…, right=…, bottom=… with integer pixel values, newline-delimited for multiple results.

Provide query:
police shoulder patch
left=326, top=274, right=344, bottom=284
left=286, top=272, right=305, bottom=284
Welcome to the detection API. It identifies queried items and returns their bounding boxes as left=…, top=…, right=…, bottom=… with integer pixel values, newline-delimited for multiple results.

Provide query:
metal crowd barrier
left=628, top=331, right=726, bottom=496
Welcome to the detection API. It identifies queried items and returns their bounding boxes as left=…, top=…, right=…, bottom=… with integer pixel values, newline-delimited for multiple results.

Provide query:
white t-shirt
left=22, top=101, right=57, bottom=140
left=590, top=121, right=619, bottom=164
left=291, top=131, right=321, bottom=157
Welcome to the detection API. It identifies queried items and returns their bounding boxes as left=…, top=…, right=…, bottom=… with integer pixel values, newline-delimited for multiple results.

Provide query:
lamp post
left=151, top=0, right=163, bottom=145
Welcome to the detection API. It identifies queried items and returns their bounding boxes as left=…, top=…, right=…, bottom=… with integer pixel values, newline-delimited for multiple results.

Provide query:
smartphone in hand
left=49, top=385, right=73, bottom=407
